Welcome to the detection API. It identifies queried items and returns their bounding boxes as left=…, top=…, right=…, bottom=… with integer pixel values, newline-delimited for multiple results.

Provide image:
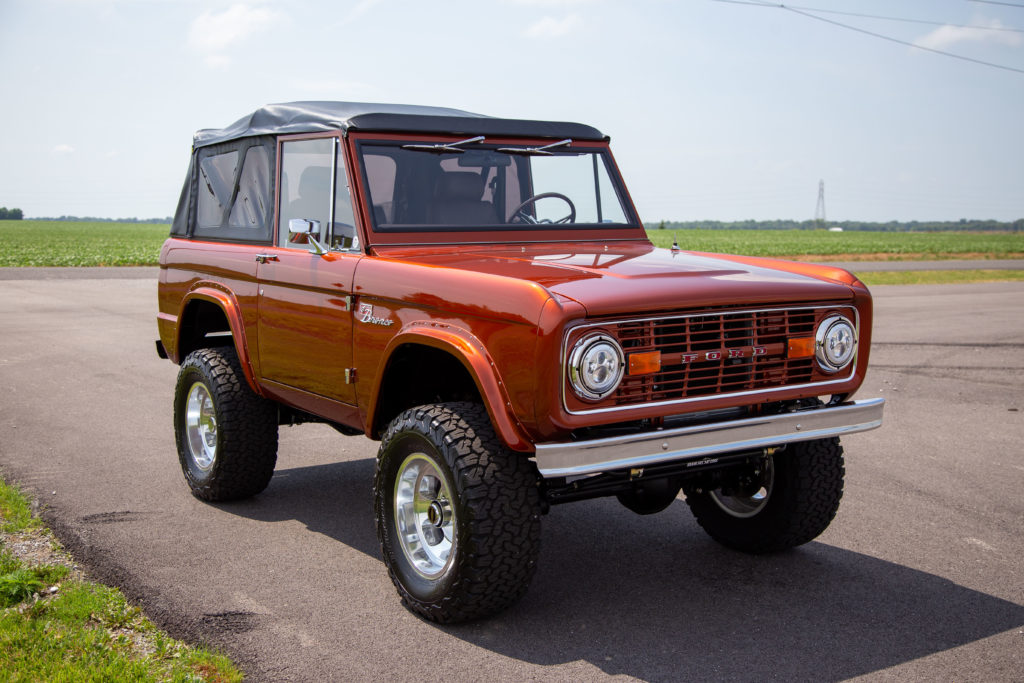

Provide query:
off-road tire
left=173, top=347, right=279, bottom=502
left=683, top=438, right=844, bottom=553
left=374, top=402, right=542, bottom=623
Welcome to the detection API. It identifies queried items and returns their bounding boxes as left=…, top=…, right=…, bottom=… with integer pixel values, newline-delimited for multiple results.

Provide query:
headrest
left=298, top=166, right=332, bottom=198
left=436, top=172, right=484, bottom=201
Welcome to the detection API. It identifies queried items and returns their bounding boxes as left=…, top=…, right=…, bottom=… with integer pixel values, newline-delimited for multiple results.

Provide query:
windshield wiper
left=401, top=135, right=485, bottom=154
left=496, top=139, right=572, bottom=156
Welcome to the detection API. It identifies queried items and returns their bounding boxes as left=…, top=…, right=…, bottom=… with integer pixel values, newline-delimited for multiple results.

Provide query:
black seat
left=429, top=172, right=497, bottom=225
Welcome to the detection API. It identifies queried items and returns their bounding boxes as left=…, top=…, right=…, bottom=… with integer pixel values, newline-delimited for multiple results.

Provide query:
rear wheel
left=374, top=402, right=542, bottom=623
left=683, top=438, right=844, bottom=553
left=173, top=347, right=279, bottom=501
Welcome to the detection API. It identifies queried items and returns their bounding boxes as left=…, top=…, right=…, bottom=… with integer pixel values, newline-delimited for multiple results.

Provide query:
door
left=257, top=136, right=361, bottom=406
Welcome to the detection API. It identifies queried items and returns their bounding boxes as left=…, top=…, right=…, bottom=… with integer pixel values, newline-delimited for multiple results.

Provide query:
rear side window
left=228, top=146, right=271, bottom=229
left=197, top=151, right=238, bottom=229
left=189, top=138, right=274, bottom=242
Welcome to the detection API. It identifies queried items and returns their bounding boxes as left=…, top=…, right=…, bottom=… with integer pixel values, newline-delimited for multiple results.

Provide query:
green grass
left=0, top=482, right=40, bottom=534
left=0, top=221, right=168, bottom=267
left=856, top=269, right=1024, bottom=286
left=0, top=478, right=243, bottom=682
left=1, top=221, right=1022, bottom=267
left=646, top=229, right=1024, bottom=260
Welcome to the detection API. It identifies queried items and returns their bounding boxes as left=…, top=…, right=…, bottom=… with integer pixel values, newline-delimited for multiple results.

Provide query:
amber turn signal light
left=787, top=337, right=816, bottom=359
left=627, top=350, right=662, bottom=376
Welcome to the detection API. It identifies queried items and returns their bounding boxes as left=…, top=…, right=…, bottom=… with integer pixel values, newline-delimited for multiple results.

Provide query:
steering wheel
left=508, top=192, right=576, bottom=225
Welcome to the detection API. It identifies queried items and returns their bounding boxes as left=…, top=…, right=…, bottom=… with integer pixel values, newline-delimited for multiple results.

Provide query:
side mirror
left=288, top=218, right=327, bottom=256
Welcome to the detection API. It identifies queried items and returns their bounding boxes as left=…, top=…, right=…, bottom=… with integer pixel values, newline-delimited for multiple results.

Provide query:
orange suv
left=157, top=102, right=884, bottom=622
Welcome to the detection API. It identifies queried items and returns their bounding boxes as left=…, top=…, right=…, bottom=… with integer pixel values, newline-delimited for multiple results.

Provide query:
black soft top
left=193, top=101, right=607, bottom=148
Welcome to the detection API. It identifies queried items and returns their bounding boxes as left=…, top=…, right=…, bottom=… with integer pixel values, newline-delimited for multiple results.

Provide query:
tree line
left=0, top=207, right=24, bottom=220
left=648, top=219, right=1023, bottom=232
left=30, top=215, right=173, bottom=224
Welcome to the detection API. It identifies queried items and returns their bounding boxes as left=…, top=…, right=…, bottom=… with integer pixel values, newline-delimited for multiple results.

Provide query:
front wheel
left=683, top=438, right=845, bottom=553
left=374, top=402, right=542, bottom=623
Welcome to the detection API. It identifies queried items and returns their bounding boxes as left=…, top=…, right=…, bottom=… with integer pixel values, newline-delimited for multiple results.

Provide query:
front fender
left=367, top=322, right=533, bottom=452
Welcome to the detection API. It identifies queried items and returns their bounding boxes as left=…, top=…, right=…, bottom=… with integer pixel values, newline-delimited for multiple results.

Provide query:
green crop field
left=0, top=221, right=169, bottom=267
left=646, top=229, right=1024, bottom=260
left=1, top=221, right=1022, bottom=267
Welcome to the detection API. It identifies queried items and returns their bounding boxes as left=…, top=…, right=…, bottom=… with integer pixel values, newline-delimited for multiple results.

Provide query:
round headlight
left=815, top=315, right=857, bottom=373
left=568, top=333, right=624, bottom=400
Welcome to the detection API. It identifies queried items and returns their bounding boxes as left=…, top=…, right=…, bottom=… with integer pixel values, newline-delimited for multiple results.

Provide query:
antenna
left=814, top=179, right=826, bottom=228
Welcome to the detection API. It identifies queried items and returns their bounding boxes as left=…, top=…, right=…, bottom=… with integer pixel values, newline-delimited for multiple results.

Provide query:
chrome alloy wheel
left=710, top=457, right=775, bottom=519
left=184, top=382, right=217, bottom=471
left=394, top=453, right=456, bottom=579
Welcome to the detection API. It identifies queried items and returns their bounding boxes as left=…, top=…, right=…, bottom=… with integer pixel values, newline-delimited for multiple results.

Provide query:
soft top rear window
left=356, top=141, right=636, bottom=233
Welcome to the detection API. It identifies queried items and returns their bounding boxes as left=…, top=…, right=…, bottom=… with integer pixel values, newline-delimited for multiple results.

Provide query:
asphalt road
left=0, top=276, right=1021, bottom=682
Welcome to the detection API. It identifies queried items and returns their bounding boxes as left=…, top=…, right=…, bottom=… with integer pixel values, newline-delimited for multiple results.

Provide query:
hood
left=374, top=242, right=856, bottom=317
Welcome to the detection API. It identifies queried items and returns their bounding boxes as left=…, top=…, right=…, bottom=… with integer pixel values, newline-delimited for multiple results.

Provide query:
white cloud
left=915, top=19, right=1022, bottom=51
left=509, top=0, right=596, bottom=5
left=188, top=3, right=279, bottom=67
left=524, top=14, right=581, bottom=39
left=53, top=144, right=75, bottom=154
left=348, top=0, right=382, bottom=22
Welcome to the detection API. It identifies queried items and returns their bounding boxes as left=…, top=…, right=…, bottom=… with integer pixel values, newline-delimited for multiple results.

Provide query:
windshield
left=356, top=141, right=636, bottom=232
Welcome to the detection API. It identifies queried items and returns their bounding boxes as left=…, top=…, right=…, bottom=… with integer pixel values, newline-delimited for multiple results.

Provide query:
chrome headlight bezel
left=815, top=314, right=857, bottom=373
left=568, top=333, right=625, bottom=401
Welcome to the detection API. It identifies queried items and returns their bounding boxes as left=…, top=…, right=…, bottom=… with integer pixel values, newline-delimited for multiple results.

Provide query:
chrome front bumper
left=533, top=398, right=885, bottom=478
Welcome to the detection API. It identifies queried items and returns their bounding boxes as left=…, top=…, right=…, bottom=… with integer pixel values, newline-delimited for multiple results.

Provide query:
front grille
left=587, top=306, right=851, bottom=407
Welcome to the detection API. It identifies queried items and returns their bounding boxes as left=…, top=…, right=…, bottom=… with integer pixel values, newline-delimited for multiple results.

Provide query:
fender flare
left=177, top=286, right=263, bottom=396
left=367, top=322, right=533, bottom=452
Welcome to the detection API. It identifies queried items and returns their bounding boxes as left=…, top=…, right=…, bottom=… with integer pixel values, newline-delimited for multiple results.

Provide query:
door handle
left=255, top=254, right=279, bottom=264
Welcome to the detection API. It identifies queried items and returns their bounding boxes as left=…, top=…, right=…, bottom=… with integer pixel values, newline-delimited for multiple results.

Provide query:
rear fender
left=177, top=287, right=262, bottom=396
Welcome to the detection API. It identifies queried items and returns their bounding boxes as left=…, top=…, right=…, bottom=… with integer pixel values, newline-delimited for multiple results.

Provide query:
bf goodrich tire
left=683, top=438, right=845, bottom=553
left=374, top=402, right=542, bottom=623
left=173, top=347, right=279, bottom=502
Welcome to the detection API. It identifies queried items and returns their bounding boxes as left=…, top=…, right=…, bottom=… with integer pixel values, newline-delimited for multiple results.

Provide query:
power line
left=712, top=0, right=1024, bottom=76
left=970, top=0, right=1024, bottom=8
left=785, top=4, right=1023, bottom=33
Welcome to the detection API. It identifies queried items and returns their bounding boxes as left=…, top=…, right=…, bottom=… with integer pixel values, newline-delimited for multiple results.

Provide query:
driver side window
left=278, top=138, right=357, bottom=250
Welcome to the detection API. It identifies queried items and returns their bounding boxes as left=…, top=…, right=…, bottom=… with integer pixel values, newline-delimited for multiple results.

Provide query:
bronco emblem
left=358, top=303, right=394, bottom=327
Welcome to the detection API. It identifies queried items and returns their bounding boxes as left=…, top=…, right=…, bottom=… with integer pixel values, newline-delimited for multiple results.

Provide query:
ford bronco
left=157, top=101, right=884, bottom=622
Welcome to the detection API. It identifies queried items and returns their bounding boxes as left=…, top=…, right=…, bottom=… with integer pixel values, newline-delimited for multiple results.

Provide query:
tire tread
left=174, top=347, right=278, bottom=502
left=374, top=402, right=541, bottom=623
left=684, top=437, right=845, bottom=553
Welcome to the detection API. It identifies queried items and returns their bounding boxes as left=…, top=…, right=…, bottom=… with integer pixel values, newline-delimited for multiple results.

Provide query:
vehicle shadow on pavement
left=213, top=457, right=382, bottom=560
left=216, top=461, right=1024, bottom=682
left=453, top=498, right=1024, bottom=681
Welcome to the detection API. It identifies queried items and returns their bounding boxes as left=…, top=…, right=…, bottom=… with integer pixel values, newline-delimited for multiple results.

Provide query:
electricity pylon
left=814, top=179, right=826, bottom=228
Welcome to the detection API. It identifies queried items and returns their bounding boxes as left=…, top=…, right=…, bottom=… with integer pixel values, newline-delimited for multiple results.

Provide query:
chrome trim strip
left=534, top=397, right=884, bottom=478
left=561, top=304, right=860, bottom=416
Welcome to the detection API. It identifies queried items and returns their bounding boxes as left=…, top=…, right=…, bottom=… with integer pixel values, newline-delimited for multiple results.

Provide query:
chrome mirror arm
left=288, top=218, right=328, bottom=256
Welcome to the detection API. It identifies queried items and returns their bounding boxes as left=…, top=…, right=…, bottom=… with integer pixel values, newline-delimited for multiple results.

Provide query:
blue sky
left=1, top=0, right=1022, bottom=223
